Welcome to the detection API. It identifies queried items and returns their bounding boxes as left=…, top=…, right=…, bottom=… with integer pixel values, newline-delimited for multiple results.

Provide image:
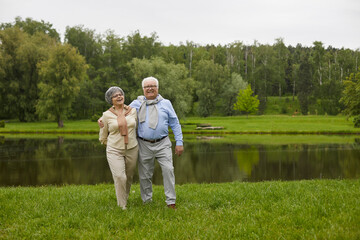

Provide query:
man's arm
left=166, top=100, right=184, bottom=156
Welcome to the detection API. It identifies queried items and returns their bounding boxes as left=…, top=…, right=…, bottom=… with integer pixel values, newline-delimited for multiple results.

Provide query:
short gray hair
left=142, top=76, right=159, bottom=88
left=105, top=86, right=124, bottom=105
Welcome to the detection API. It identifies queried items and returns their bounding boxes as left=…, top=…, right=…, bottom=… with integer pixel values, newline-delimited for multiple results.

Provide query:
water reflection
left=0, top=135, right=359, bottom=186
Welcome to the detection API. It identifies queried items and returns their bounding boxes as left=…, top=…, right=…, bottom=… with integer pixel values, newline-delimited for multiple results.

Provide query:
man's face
left=143, top=79, right=158, bottom=100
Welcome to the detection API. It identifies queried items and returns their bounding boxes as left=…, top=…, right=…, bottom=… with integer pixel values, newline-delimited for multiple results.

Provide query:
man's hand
left=98, top=118, right=104, bottom=128
left=175, top=145, right=184, bottom=156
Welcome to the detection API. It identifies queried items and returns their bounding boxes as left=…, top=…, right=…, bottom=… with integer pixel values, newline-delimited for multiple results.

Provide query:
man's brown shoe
left=167, top=204, right=176, bottom=209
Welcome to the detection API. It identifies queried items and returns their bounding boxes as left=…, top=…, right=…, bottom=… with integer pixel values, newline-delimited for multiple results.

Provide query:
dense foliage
left=340, top=68, right=360, bottom=127
left=1, top=17, right=359, bottom=122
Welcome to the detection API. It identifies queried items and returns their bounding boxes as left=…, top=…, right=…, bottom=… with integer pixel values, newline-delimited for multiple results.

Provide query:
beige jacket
left=99, top=108, right=138, bottom=150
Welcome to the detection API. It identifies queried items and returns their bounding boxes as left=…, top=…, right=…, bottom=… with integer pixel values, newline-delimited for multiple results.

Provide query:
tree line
left=1, top=17, right=359, bottom=126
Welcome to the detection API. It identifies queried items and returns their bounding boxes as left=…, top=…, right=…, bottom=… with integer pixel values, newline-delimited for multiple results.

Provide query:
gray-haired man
left=130, top=77, right=183, bottom=209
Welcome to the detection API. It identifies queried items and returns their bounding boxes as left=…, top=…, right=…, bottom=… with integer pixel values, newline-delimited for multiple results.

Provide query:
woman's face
left=111, top=91, right=124, bottom=106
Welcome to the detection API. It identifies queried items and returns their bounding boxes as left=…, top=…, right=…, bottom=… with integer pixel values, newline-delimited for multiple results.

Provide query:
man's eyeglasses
left=143, top=85, right=157, bottom=89
left=112, top=93, right=123, bottom=98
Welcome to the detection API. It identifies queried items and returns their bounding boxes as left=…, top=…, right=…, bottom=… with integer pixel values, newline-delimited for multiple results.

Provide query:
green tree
left=253, top=44, right=276, bottom=114
left=225, top=41, right=245, bottom=76
left=0, top=27, right=27, bottom=119
left=311, top=41, right=325, bottom=87
left=64, top=25, right=102, bottom=67
left=36, top=44, right=88, bottom=127
left=194, top=60, right=229, bottom=117
left=221, top=72, right=247, bottom=116
left=123, top=30, right=162, bottom=61
left=16, top=32, right=55, bottom=121
left=0, top=27, right=56, bottom=121
left=0, top=16, right=60, bottom=41
left=273, top=38, right=289, bottom=97
left=297, top=54, right=313, bottom=115
left=340, top=68, right=360, bottom=119
left=233, top=84, right=260, bottom=118
left=128, top=57, right=195, bottom=118
left=254, top=44, right=276, bottom=99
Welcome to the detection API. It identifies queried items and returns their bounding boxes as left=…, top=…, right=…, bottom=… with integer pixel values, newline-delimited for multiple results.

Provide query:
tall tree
left=273, top=38, right=289, bottom=97
left=194, top=60, right=229, bottom=117
left=226, top=41, right=245, bottom=76
left=0, top=27, right=32, bottom=120
left=123, top=30, right=162, bottom=61
left=128, top=57, right=195, bottom=118
left=311, top=41, right=325, bottom=87
left=340, top=68, right=360, bottom=118
left=36, top=44, right=88, bottom=127
left=64, top=25, right=102, bottom=68
left=0, top=17, right=60, bottom=41
left=253, top=44, right=276, bottom=114
left=16, top=32, right=56, bottom=121
left=221, top=72, right=247, bottom=116
left=297, top=54, right=313, bottom=115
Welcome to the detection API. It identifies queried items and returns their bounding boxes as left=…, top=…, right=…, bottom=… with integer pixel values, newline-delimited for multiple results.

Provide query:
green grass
left=1, top=115, right=359, bottom=134
left=1, top=180, right=359, bottom=239
left=0, top=120, right=97, bottom=133
left=263, top=96, right=301, bottom=115
left=182, top=115, right=360, bottom=134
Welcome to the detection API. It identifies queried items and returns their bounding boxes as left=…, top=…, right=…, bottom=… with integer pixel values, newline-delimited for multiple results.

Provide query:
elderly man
left=130, top=76, right=183, bottom=209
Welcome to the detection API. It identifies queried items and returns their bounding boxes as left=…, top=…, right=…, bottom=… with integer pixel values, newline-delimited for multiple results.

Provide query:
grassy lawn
left=1, top=180, right=359, bottom=239
left=0, top=115, right=359, bottom=134
left=182, top=115, right=359, bottom=134
left=0, top=120, right=97, bottom=133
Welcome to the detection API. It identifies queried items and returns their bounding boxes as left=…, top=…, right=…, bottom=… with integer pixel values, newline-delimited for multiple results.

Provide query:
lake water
left=1, top=134, right=359, bottom=186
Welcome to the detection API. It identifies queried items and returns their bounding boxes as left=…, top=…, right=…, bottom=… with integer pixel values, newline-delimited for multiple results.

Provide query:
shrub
left=0, top=120, right=5, bottom=128
left=90, top=114, right=101, bottom=122
left=353, top=115, right=360, bottom=128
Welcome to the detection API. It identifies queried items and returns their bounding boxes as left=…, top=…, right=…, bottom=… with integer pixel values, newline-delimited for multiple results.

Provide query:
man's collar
left=144, top=94, right=160, bottom=100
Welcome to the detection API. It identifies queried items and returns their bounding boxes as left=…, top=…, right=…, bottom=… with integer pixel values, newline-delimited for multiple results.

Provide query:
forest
left=1, top=17, right=359, bottom=125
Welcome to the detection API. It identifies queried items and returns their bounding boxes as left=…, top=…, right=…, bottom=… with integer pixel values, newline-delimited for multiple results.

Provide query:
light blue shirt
left=130, top=95, right=183, bottom=146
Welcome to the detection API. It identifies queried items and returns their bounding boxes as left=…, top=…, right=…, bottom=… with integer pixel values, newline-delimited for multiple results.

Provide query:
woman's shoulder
left=102, top=110, right=113, bottom=118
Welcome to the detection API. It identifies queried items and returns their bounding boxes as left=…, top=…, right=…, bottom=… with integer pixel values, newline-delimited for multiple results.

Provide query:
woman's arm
left=99, top=114, right=108, bottom=145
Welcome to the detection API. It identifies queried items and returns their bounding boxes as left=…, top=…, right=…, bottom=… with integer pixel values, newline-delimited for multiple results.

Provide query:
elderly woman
left=99, top=86, right=138, bottom=210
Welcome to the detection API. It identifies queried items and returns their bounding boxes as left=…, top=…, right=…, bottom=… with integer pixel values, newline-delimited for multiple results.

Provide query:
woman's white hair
left=142, top=76, right=159, bottom=88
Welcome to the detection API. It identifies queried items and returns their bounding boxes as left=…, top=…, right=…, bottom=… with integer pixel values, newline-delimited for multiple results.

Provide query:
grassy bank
left=1, top=180, right=359, bottom=239
left=0, top=115, right=359, bottom=134
left=182, top=115, right=359, bottom=134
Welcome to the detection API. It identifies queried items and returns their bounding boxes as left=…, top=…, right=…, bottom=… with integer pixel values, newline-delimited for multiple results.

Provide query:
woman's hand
left=98, top=118, right=104, bottom=128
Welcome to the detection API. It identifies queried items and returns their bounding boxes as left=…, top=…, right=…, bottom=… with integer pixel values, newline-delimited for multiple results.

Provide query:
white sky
left=1, top=0, right=359, bottom=50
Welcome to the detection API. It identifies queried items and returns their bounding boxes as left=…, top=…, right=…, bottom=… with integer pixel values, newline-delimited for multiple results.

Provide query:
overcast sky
left=1, top=0, right=359, bottom=50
